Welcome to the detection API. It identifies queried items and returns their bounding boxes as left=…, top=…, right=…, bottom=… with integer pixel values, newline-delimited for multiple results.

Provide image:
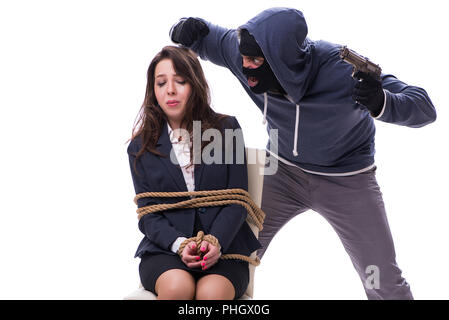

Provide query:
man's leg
left=258, top=161, right=309, bottom=259
left=310, top=167, right=413, bottom=300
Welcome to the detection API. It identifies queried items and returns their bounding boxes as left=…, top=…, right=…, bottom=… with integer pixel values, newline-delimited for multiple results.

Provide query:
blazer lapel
left=156, top=121, right=188, bottom=192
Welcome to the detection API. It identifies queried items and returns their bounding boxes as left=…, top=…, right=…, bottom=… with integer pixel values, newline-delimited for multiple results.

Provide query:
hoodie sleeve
left=189, top=19, right=242, bottom=73
left=375, top=74, right=437, bottom=128
left=128, top=140, right=186, bottom=251
left=208, top=117, right=248, bottom=253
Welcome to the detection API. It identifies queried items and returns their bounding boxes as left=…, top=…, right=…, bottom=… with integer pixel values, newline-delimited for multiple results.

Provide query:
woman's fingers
left=180, top=240, right=224, bottom=270
left=199, top=240, right=209, bottom=255
left=181, top=241, right=202, bottom=268
left=201, top=243, right=221, bottom=270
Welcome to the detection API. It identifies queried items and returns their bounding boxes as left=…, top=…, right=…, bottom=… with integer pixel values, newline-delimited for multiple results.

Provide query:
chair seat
left=123, top=286, right=252, bottom=300
left=124, top=287, right=157, bottom=300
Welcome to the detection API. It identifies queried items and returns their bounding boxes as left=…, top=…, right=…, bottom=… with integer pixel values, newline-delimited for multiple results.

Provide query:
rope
left=135, top=188, right=265, bottom=231
left=135, top=188, right=265, bottom=266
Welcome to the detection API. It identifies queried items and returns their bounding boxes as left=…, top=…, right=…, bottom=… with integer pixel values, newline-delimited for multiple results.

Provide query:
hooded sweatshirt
left=189, top=7, right=436, bottom=175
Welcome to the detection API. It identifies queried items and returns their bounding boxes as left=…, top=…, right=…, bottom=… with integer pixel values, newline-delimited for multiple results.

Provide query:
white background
left=0, top=0, right=447, bottom=299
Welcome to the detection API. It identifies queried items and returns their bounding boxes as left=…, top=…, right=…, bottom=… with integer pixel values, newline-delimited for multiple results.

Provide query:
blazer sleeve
left=208, top=117, right=248, bottom=252
left=376, top=74, right=437, bottom=128
left=128, top=140, right=186, bottom=251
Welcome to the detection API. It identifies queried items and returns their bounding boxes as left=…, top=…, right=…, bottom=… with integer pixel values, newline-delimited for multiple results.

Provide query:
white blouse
left=167, top=123, right=195, bottom=192
left=167, top=123, right=193, bottom=253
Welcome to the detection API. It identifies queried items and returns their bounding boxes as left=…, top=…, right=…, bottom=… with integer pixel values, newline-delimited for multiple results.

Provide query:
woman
left=127, top=46, right=261, bottom=300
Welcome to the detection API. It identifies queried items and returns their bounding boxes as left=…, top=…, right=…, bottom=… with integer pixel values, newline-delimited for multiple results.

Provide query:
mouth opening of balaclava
left=239, top=29, right=285, bottom=94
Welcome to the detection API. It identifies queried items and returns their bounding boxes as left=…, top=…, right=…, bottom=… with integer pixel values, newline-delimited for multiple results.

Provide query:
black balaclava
left=239, top=29, right=285, bottom=95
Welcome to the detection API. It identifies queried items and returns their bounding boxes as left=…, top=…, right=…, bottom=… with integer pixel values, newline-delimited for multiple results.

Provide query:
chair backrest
left=243, top=148, right=266, bottom=299
left=246, top=148, right=265, bottom=208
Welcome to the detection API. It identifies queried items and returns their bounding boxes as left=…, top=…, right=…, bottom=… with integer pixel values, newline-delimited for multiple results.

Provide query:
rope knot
left=177, top=231, right=221, bottom=257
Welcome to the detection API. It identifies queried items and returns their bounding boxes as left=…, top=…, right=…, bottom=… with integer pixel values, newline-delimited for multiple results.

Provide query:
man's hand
left=198, top=240, right=221, bottom=270
left=169, top=18, right=209, bottom=47
left=180, top=241, right=202, bottom=268
left=352, top=71, right=385, bottom=117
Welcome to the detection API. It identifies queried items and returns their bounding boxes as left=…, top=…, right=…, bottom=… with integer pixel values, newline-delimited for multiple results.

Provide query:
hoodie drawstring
left=293, top=104, right=300, bottom=157
left=262, top=93, right=268, bottom=125
left=263, top=92, right=300, bottom=157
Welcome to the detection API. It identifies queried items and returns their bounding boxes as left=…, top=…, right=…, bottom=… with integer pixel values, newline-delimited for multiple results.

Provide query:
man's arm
left=352, top=71, right=436, bottom=127
left=170, top=18, right=242, bottom=72
left=377, top=74, right=437, bottom=128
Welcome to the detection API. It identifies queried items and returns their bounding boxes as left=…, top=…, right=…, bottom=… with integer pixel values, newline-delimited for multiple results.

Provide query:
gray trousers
left=257, top=160, right=413, bottom=300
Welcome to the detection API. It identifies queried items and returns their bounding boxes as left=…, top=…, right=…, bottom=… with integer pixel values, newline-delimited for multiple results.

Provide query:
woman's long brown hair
left=131, top=46, right=228, bottom=167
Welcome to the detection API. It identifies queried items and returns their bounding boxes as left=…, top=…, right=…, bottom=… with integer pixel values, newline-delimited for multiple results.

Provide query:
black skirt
left=139, top=252, right=249, bottom=299
left=139, top=211, right=250, bottom=299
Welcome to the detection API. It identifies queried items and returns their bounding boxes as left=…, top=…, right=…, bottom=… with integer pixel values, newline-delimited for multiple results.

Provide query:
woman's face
left=154, top=59, right=191, bottom=129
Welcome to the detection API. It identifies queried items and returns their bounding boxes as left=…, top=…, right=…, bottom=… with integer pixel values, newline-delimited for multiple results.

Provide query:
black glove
left=352, top=71, right=385, bottom=117
left=169, top=18, right=209, bottom=47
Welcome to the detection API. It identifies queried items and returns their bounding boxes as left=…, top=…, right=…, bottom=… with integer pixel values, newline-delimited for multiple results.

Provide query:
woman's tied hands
left=180, top=240, right=221, bottom=270
left=180, top=241, right=203, bottom=269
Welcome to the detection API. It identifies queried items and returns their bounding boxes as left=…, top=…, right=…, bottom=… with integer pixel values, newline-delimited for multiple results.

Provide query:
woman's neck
left=167, top=120, right=185, bottom=131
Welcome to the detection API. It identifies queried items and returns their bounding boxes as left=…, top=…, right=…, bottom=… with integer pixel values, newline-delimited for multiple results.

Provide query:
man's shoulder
left=313, top=40, right=342, bottom=59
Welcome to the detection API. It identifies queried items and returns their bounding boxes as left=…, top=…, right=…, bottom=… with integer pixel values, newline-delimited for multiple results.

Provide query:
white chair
left=124, top=148, right=266, bottom=300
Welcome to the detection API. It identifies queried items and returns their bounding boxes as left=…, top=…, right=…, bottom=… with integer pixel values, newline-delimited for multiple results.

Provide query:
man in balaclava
left=169, top=7, right=436, bottom=300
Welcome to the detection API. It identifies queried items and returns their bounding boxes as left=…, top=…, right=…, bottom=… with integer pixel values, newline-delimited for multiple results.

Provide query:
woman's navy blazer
left=128, top=116, right=261, bottom=258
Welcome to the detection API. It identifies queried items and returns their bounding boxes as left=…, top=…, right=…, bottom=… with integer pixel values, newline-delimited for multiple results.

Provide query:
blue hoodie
left=189, top=7, right=436, bottom=174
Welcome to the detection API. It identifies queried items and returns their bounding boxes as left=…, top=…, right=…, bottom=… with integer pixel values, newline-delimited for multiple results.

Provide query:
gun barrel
left=340, top=46, right=382, bottom=78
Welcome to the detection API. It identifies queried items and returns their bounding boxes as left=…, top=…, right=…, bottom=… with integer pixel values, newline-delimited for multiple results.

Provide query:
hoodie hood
left=239, top=7, right=314, bottom=103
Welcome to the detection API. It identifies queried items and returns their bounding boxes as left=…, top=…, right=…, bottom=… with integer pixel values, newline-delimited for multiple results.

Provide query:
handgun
left=339, top=46, right=382, bottom=80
